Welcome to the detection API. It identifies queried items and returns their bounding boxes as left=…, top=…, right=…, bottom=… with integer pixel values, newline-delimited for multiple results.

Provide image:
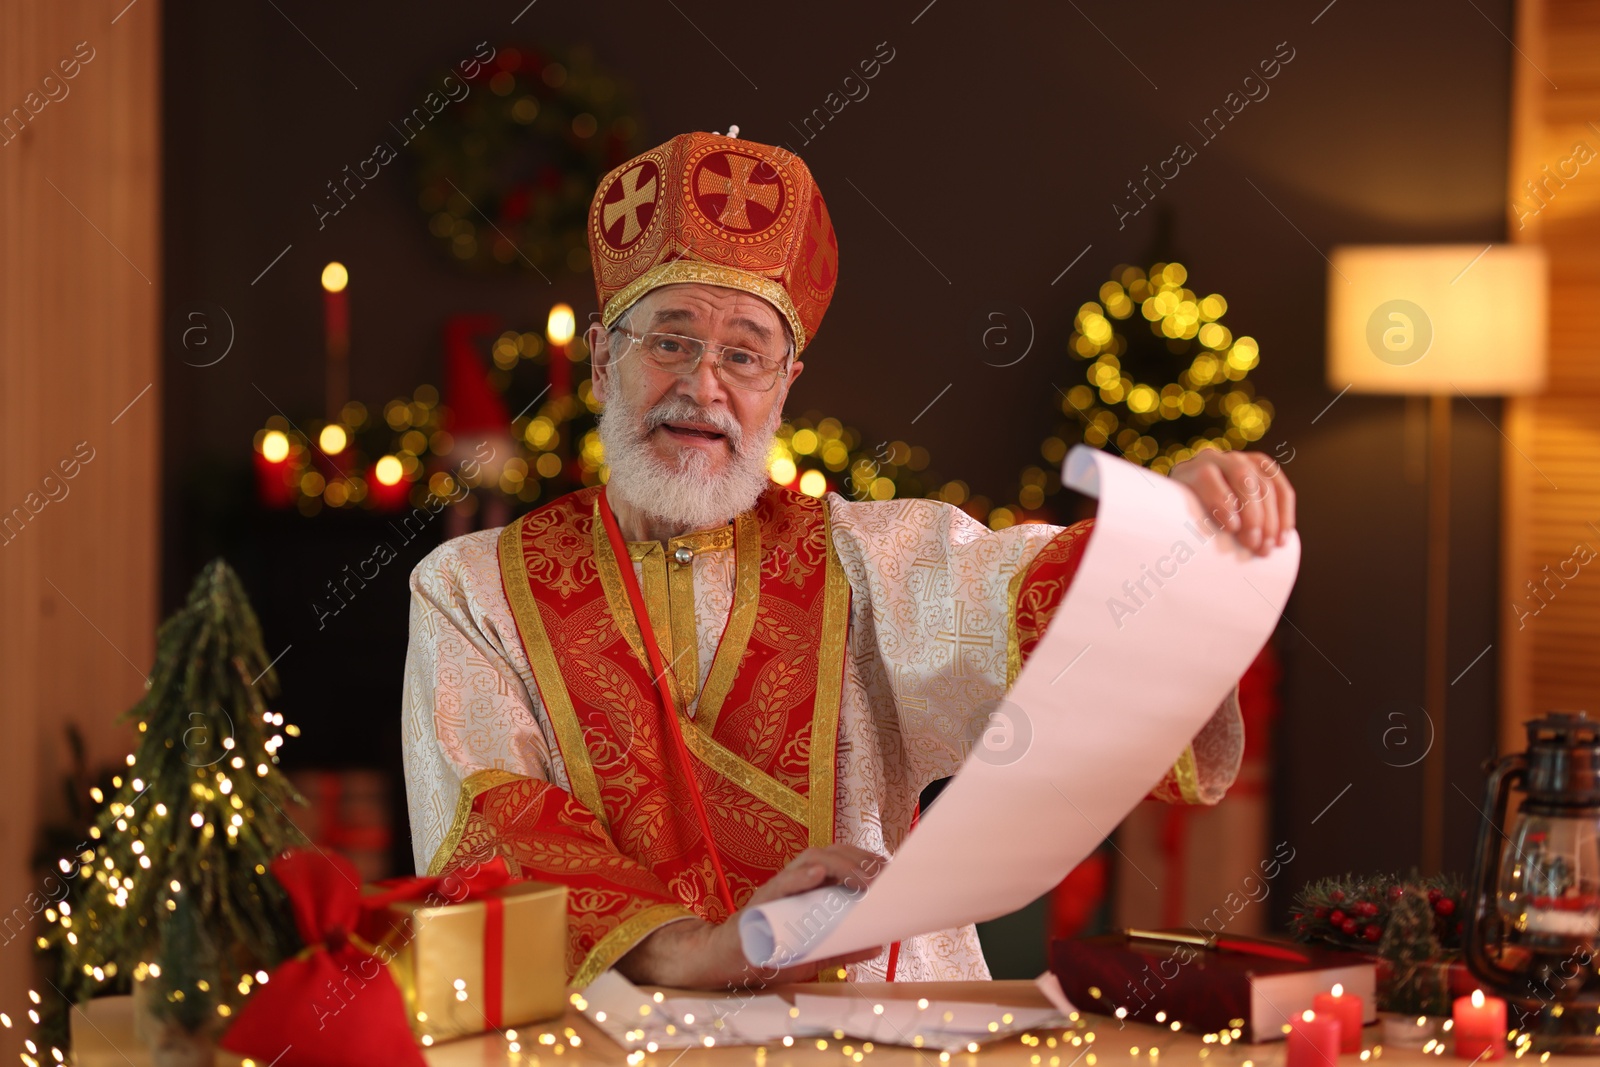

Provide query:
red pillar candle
left=1287, top=1009, right=1341, bottom=1067
left=322, top=262, right=349, bottom=354
left=1312, top=983, right=1365, bottom=1053
left=254, top=430, right=297, bottom=508
left=322, top=262, right=350, bottom=419
left=546, top=302, right=575, bottom=401
left=367, top=455, right=409, bottom=511
left=548, top=342, right=571, bottom=399
left=1453, top=990, right=1506, bottom=1061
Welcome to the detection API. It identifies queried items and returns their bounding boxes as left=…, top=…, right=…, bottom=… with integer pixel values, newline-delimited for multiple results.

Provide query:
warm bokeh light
left=320, top=261, right=348, bottom=293
left=1060, top=260, right=1274, bottom=477
left=769, top=457, right=797, bottom=484
left=260, top=430, right=289, bottom=463
left=798, top=470, right=827, bottom=497
left=318, top=424, right=348, bottom=454
left=547, top=303, right=576, bottom=346
left=374, top=455, right=403, bottom=486
left=1326, top=244, right=1547, bottom=396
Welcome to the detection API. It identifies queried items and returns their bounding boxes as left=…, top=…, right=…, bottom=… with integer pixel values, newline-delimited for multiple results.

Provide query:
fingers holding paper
left=617, top=844, right=886, bottom=989
left=1167, top=449, right=1296, bottom=555
left=735, top=845, right=887, bottom=984
left=748, top=844, right=886, bottom=905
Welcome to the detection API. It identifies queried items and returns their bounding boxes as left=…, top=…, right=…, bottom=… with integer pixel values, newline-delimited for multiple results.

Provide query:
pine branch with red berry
left=1288, top=872, right=1468, bottom=955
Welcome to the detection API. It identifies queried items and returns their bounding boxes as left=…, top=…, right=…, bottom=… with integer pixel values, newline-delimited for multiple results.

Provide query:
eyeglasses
left=615, top=329, right=790, bottom=392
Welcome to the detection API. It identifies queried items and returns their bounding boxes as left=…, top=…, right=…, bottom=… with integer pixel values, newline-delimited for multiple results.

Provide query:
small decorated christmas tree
left=42, top=559, right=305, bottom=1036
left=1378, top=888, right=1452, bottom=1015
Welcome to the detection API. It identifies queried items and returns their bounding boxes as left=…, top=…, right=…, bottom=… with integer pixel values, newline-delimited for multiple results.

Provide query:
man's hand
left=614, top=844, right=885, bottom=990
left=1168, top=450, right=1295, bottom=556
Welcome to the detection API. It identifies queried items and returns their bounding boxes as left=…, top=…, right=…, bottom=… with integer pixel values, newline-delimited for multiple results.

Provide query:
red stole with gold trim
left=430, top=484, right=848, bottom=986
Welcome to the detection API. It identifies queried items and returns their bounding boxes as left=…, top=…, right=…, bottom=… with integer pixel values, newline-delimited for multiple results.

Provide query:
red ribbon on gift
left=361, top=856, right=515, bottom=1029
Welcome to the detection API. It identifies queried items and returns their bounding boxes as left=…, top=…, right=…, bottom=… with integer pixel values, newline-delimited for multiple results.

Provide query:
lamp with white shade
left=1325, top=244, right=1547, bottom=874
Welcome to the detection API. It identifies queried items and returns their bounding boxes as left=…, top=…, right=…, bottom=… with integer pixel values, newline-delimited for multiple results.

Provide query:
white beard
left=598, top=391, right=778, bottom=531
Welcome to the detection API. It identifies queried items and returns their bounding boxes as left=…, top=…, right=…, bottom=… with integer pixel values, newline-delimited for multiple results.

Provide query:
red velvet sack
left=220, top=848, right=426, bottom=1067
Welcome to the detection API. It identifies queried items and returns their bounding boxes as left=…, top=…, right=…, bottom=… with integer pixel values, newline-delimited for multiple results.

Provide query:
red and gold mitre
left=586, top=131, right=838, bottom=353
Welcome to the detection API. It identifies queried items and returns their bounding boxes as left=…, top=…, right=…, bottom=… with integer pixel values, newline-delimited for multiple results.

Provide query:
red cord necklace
left=596, top=488, right=736, bottom=915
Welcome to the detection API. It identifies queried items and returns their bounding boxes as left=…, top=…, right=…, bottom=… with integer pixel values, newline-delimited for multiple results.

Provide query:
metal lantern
left=1467, top=711, right=1600, bottom=1050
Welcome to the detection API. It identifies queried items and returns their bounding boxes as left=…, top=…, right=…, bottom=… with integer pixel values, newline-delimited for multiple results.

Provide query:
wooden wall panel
left=1502, top=0, right=1600, bottom=750
left=0, top=0, right=160, bottom=1044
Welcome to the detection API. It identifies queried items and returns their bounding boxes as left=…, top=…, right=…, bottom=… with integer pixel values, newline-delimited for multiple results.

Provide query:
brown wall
left=160, top=0, right=1514, bottom=956
left=0, top=0, right=161, bottom=1037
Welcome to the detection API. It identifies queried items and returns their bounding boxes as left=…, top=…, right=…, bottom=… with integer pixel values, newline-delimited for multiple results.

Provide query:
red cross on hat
left=586, top=131, right=838, bottom=353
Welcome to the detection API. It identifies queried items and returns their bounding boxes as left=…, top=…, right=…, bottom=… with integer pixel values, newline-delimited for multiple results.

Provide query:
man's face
left=590, top=284, right=803, bottom=480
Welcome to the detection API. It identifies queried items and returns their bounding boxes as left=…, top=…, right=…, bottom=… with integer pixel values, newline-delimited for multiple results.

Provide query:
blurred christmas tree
left=1377, top=888, right=1452, bottom=1015
left=40, top=559, right=305, bottom=1036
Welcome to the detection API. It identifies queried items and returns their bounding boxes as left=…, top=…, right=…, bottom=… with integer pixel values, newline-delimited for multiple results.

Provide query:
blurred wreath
left=406, top=42, right=643, bottom=276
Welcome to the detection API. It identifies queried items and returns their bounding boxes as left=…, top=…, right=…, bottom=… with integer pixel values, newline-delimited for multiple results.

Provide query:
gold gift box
left=361, top=879, right=569, bottom=1043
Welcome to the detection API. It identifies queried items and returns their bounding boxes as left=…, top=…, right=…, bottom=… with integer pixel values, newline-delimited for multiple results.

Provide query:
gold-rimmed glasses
left=615, top=329, right=790, bottom=392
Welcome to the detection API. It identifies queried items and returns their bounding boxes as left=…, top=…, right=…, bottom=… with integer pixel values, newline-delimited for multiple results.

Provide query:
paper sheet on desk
left=740, top=445, right=1301, bottom=969
left=579, top=970, right=1073, bottom=1052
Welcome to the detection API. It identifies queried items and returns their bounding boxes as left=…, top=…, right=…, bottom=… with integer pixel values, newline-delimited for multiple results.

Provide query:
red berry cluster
left=1320, top=898, right=1385, bottom=942
left=1288, top=875, right=1467, bottom=952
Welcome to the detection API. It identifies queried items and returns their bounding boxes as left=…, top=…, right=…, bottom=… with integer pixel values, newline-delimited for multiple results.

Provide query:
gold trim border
left=808, top=501, right=849, bottom=848
left=693, top=509, right=761, bottom=737
left=425, top=767, right=527, bottom=877
left=666, top=549, right=700, bottom=712
left=1005, top=562, right=1028, bottom=688
left=592, top=503, right=650, bottom=672
left=681, top=726, right=807, bottom=823
left=570, top=903, right=698, bottom=990
left=1171, top=745, right=1201, bottom=805
left=498, top=517, right=609, bottom=831
left=599, top=260, right=809, bottom=353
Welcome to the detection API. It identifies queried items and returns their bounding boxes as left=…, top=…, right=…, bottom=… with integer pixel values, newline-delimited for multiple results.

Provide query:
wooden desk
left=72, top=981, right=1567, bottom=1066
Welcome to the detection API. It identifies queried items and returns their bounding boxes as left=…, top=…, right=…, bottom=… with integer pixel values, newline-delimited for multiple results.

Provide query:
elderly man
left=402, top=131, right=1295, bottom=991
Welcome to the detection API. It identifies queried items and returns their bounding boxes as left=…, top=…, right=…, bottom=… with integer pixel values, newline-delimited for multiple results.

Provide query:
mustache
left=640, top=397, right=744, bottom=452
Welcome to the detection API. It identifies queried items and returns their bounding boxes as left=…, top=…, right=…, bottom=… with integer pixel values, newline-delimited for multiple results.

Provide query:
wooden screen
left=0, top=0, right=161, bottom=1035
left=1502, top=0, right=1600, bottom=749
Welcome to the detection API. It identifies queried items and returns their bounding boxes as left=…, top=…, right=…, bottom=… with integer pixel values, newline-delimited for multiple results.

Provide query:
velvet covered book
left=1050, top=930, right=1377, bottom=1043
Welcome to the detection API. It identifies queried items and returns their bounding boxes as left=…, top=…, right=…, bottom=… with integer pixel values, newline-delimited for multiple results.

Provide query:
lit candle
left=546, top=302, right=575, bottom=401
left=1312, top=982, right=1365, bottom=1053
left=322, top=261, right=350, bottom=417
left=254, top=429, right=296, bottom=508
left=367, top=455, right=409, bottom=510
left=1287, top=1009, right=1341, bottom=1067
left=1452, top=989, right=1506, bottom=1060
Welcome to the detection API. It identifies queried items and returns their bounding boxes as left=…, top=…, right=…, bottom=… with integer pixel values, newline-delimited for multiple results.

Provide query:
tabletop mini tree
left=1377, top=888, right=1453, bottom=1016
left=43, top=559, right=305, bottom=1041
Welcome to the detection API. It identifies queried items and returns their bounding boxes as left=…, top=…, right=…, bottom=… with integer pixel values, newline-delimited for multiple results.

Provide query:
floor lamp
left=1326, top=244, right=1548, bottom=876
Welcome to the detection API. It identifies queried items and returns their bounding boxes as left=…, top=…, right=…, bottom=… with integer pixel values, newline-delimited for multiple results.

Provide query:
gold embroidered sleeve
left=1144, top=686, right=1244, bottom=805
left=432, top=771, right=696, bottom=989
left=402, top=529, right=555, bottom=874
left=827, top=497, right=1072, bottom=792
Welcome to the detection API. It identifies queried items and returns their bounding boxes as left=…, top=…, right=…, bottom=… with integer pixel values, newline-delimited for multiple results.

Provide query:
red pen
left=1125, top=927, right=1312, bottom=964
